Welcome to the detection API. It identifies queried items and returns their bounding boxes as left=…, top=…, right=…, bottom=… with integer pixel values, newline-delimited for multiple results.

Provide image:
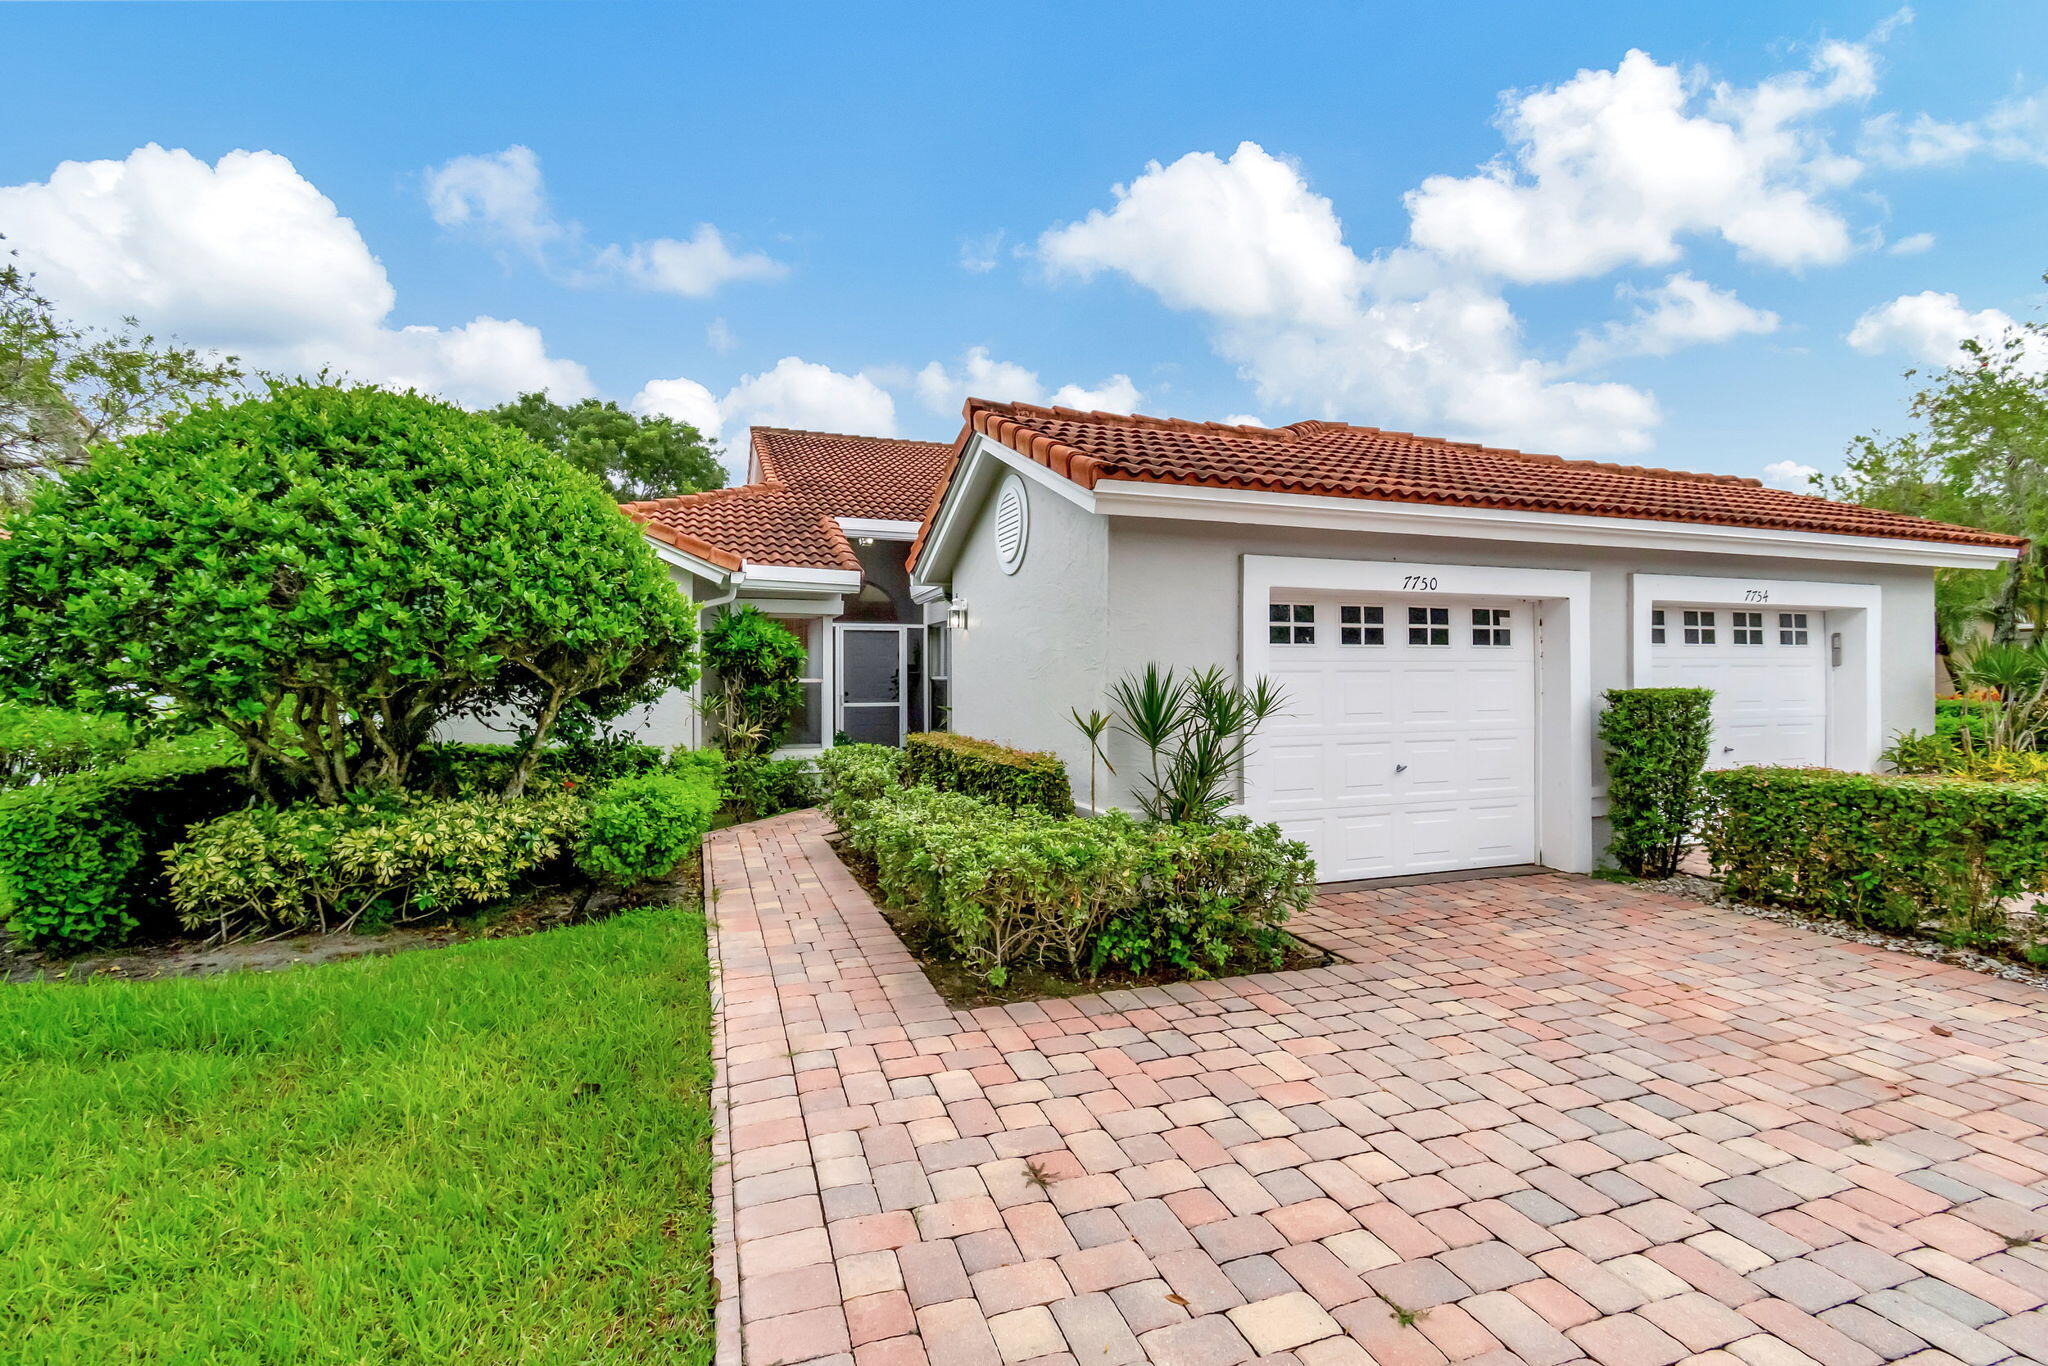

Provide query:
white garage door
left=1649, top=605, right=1827, bottom=768
left=1245, top=592, right=1539, bottom=882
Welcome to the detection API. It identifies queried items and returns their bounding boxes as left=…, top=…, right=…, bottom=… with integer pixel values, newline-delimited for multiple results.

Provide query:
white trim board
left=837, top=517, right=922, bottom=541
left=1629, top=573, right=1883, bottom=771
left=1096, top=479, right=2017, bottom=571
left=1241, top=555, right=1596, bottom=874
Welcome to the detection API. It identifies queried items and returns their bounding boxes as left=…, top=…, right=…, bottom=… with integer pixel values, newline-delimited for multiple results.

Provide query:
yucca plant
left=1104, top=664, right=1287, bottom=824
left=1067, top=707, right=1117, bottom=815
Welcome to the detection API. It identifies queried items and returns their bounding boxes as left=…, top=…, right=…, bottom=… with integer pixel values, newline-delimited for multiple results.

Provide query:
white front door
left=1246, top=592, right=1540, bottom=882
left=1649, top=605, right=1827, bottom=768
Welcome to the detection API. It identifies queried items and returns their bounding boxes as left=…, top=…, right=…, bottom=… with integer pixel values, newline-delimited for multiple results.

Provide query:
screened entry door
left=837, top=624, right=908, bottom=746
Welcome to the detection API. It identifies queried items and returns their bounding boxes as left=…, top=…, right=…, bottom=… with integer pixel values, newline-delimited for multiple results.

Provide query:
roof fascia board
left=837, top=517, right=923, bottom=541
left=912, top=433, right=1096, bottom=587
left=740, top=564, right=863, bottom=592
left=1089, top=479, right=2019, bottom=571
left=646, top=537, right=739, bottom=583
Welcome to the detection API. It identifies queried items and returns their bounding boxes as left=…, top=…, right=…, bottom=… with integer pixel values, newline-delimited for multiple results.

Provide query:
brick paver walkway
left=705, top=810, right=2048, bottom=1366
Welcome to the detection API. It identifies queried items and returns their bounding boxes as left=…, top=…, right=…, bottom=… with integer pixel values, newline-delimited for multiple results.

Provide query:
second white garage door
left=1245, top=592, right=1539, bottom=882
left=1648, top=604, right=1828, bottom=768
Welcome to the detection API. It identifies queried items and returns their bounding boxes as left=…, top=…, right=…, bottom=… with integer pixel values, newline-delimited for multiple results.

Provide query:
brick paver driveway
left=706, top=811, right=2048, bottom=1366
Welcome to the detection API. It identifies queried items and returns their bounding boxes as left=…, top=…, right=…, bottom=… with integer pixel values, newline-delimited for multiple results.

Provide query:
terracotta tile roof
left=916, top=399, right=2023, bottom=555
left=622, top=427, right=955, bottom=572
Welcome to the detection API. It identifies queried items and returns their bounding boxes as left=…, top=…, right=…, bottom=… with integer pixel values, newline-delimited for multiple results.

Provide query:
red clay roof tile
left=621, top=427, right=955, bottom=572
left=934, top=399, right=2023, bottom=553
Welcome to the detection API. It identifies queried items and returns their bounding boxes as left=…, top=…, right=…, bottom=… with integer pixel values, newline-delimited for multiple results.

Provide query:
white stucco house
left=623, top=400, right=2023, bottom=884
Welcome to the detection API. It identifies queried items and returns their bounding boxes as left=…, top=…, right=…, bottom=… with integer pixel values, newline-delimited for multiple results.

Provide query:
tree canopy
left=0, top=246, right=243, bottom=504
left=486, top=391, right=725, bottom=501
left=1829, top=314, right=2048, bottom=649
left=0, top=382, right=698, bottom=802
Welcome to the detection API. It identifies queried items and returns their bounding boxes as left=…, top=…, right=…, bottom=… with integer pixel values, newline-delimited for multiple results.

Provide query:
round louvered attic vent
left=994, top=473, right=1029, bottom=575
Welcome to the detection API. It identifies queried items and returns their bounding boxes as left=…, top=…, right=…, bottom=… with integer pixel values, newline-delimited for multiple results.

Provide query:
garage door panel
left=1247, top=588, right=1539, bottom=881
left=1652, top=602, right=1827, bottom=770
left=1334, top=741, right=1396, bottom=801
left=1260, top=741, right=1328, bottom=806
left=1329, top=814, right=1395, bottom=879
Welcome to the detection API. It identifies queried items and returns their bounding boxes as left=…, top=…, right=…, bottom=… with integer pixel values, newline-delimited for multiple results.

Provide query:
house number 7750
left=1401, top=575, right=1439, bottom=591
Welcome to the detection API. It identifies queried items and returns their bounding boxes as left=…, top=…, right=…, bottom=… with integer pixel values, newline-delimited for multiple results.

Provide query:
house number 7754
left=1743, top=588, right=1770, bottom=602
left=1401, top=575, right=1439, bottom=591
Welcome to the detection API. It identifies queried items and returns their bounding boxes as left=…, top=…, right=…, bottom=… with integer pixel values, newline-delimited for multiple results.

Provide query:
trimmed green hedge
left=836, top=785, right=1312, bottom=985
left=903, top=732, right=1073, bottom=816
left=169, top=794, right=588, bottom=938
left=720, top=754, right=817, bottom=822
left=0, top=703, right=136, bottom=790
left=816, top=744, right=905, bottom=825
left=1599, top=687, right=1714, bottom=878
left=577, top=769, right=724, bottom=887
left=0, top=732, right=247, bottom=951
left=1700, top=766, right=2048, bottom=939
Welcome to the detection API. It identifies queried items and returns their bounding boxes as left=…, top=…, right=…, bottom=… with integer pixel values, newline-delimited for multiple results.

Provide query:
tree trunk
left=503, top=680, right=574, bottom=799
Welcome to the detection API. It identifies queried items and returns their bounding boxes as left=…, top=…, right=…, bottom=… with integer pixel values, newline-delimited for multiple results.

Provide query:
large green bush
left=815, top=743, right=905, bottom=825
left=835, top=786, right=1312, bottom=986
left=0, top=382, right=698, bottom=803
left=0, top=732, right=247, bottom=951
left=0, top=703, right=134, bottom=790
left=168, top=794, right=587, bottom=938
left=720, top=753, right=816, bottom=822
left=699, top=607, right=805, bottom=757
left=1700, top=766, right=2048, bottom=942
left=1599, top=687, right=1715, bottom=877
left=576, top=770, right=723, bottom=888
left=903, top=732, right=1074, bottom=816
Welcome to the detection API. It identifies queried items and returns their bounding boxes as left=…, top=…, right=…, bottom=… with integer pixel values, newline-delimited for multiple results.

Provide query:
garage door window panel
left=1339, top=604, right=1385, bottom=646
left=1473, top=607, right=1513, bottom=647
left=1732, top=611, right=1765, bottom=646
left=1683, top=610, right=1717, bottom=645
left=1780, top=612, right=1810, bottom=645
left=1407, top=606, right=1450, bottom=646
left=1269, top=602, right=1316, bottom=646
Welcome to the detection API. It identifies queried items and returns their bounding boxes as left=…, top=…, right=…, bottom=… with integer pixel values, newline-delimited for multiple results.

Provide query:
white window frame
left=1406, top=604, right=1452, bottom=647
left=1731, top=610, right=1765, bottom=646
left=1472, top=607, right=1513, bottom=648
left=1779, top=611, right=1811, bottom=646
left=1268, top=601, right=1317, bottom=646
left=1338, top=603, right=1385, bottom=647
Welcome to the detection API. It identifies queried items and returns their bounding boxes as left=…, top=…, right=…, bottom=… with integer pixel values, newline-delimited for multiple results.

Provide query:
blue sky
left=4, top=1, right=2046, bottom=486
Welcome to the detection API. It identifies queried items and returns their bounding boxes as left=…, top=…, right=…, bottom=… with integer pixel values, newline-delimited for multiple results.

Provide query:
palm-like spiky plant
left=1103, top=664, right=1287, bottom=824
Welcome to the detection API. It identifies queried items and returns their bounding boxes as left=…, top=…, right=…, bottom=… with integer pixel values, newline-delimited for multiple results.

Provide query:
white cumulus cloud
left=1860, top=91, right=2048, bottom=168
left=1888, top=232, right=1936, bottom=256
left=1762, top=459, right=1821, bottom=490
left=1566, top=273, right=1780, bottom=369
left=911, top=346, right=1144, bottom=418
left=1049, top=374, right=1143, bottom=413
left=425, top=144, right=785, bottom=298
left=0, top=144, right=590, bottom=406
left=1403, top=45, right=1870, bottom=283
left=1846, top=291, right=2033, bottom=368
left=635, top=357, right=899, bottom=467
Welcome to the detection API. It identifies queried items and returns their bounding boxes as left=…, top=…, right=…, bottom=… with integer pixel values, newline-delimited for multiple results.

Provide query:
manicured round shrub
left=576, top=770, right=723, bottom=888
left=0, top=702, right=135, bottom=790
left=0, top=381, right=698, bottom=803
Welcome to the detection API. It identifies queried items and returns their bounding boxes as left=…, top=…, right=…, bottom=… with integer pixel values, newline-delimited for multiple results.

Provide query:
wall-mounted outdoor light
left=947, top=602, right=969, bottom=632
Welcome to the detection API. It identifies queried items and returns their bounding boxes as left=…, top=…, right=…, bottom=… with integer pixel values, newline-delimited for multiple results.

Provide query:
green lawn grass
left=0, top=903, right=715, bottom=1365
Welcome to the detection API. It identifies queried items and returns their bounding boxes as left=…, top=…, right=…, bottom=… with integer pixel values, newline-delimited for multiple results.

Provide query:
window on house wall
left=1650, top=608, right=1667, bottom=645
left=1407, top=605, right=1450, bottom=646
left=1472, top=607, right=1512, bottom=647
left=1682, top=609, right=1716, bottom=645
left=1779, top=612, right=1810, bottom=646
left=926, top=622, right=950, bottom=732
left=1339, top=604, right=1384, bottom=646
left=1732, top=611, right=1765, bottom=645
left=769, top=615, right=825, bottom=745
left=1269, top=603, right=1315, bottom=645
